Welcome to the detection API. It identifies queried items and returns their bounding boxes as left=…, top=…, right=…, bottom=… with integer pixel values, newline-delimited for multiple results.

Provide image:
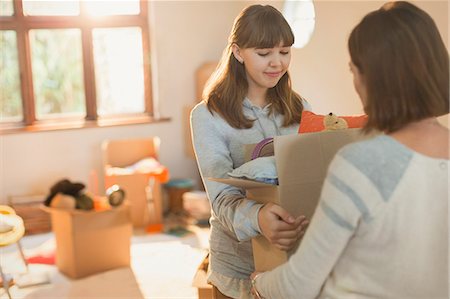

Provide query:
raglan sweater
left=190, top=98, right=310, bottom=298
left=256, top=135, right=449, bottom=299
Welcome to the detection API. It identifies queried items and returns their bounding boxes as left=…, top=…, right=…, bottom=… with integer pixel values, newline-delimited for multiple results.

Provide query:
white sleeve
left=256, top=154, right=363, bottom=298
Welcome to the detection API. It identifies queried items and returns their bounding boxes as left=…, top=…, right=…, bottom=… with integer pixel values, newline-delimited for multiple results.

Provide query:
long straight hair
left=203, top=5, right=304, bottom=129
left=348, top=1, right=449, bottom=133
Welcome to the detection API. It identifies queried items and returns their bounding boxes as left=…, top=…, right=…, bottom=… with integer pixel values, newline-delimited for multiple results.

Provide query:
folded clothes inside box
left=227, top=156, right=278, bottom=185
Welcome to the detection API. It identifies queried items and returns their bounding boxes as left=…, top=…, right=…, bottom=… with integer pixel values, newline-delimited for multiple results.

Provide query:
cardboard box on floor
left=102, top=137, right=164, bottom=228
left=211, top=129, right=369, bottom=272
left=43, top=204, right=132, bottom=279
left=192, top=255, right=212, bottom=299
left=104, top=174, right=163, bottom=228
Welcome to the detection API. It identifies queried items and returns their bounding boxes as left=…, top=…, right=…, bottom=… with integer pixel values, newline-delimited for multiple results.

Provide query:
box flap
left=42, top=204, right=131, bottom=231
left=274, top=128, right=367, bottom=217
left=209, top=177, right=275, bottom=189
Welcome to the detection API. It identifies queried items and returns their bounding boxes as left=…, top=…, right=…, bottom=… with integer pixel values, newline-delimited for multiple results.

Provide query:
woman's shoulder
left=191, top=101, right=214, bottom=121
left=191, top=101, right=208, bottom=115
left=338, top=134, right=411, bottom=162
left=333, top=135, right=414, bottom=200
left=191, top=101, right=228, bottom=129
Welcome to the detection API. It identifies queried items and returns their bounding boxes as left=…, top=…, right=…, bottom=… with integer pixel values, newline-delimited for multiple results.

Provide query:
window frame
left=0, top=0, right=163, bottom=134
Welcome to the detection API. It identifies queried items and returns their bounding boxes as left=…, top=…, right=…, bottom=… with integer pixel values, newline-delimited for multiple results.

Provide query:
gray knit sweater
left=190, top=98, right=310, bottom=298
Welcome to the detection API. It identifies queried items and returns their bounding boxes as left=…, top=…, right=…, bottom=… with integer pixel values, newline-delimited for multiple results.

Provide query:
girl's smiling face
left=233, top=42, right=291, bottom=93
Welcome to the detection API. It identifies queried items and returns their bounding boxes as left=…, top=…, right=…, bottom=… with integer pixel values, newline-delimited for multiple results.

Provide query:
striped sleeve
left=255, top=151, right=373, bottom=298
left=319, top=156, right=373, bottom=231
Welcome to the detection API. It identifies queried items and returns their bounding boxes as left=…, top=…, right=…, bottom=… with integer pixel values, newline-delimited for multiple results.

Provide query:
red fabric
left=26, top=252, right=55, bottom=265
left=299, top=111, right=368, bottom=133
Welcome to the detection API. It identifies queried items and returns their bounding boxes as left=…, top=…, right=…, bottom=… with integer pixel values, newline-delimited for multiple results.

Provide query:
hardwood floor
left=1, top=225, right=210, bottom=299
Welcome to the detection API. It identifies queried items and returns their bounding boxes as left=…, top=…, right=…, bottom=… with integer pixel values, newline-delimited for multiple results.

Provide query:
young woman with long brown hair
left=191, top=5, right=310, bottom=298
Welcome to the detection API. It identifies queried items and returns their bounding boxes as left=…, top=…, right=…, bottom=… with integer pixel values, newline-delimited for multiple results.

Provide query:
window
left=0, top=0, right=156, bottom=133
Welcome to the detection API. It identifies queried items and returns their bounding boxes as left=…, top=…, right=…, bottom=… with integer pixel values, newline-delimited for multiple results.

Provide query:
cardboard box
left=192, top=254, right=212, bottom=299
left=104, top=174, right=163, bottom=228
left=43, top=204, right=132, bottom=279
left=211, top=129, right=369, bottom=271
left=102, top=137, right=163, bottom=228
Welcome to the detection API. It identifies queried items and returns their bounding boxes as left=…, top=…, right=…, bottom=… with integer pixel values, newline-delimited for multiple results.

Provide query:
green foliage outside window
left=30, top=29, right=86, bottom=118
left=0, top=31, right=22, bottom=121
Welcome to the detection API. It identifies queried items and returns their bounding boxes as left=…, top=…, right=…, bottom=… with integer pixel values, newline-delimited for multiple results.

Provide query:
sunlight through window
left=0, top=30, right=22, bottom=122
left=29, top=29, right=86, bottom=119
left=1, top=0, right=152, bottom=132
left=23, top=0, right=80, bottom=16
left=85, top=0, right=140, bottom=16
left=93, top=27, right=145, bottom=116
left=0, top=0, right=14, bottom=16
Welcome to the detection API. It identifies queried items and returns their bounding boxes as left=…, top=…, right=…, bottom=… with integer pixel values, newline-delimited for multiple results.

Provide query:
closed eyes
left=257, top=50, right=290, bottom=57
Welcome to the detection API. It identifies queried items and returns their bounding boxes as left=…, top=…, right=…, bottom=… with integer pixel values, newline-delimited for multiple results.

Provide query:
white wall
left=290, top=0, right=449, bottom=116
left=0, top=1, right=448, bottom=203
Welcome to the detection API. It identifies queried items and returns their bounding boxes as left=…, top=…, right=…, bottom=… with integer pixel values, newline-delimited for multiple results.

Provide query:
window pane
left=93, top=27, right=145, bottom=116
left=0, top=30, right=23, bottom=122
left=29, top=29, right=85, bottom=119
left=85, top=0, right=140, bottom=16
left=0, top=0, right=14, bottom=16
left=23, top=0, right=79, bottom=16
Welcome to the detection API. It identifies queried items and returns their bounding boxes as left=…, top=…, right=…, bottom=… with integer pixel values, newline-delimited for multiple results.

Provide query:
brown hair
left=203, top=4, right=304, bottom=129
left=348, top=1, right=449, bottom=133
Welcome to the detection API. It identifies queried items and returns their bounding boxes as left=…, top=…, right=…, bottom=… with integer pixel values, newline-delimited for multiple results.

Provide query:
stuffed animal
left=49, top=193, right=77, bottom=209
left=323, top=112, right=349, bottom=131
left=44, top=179, right=94, bottom=210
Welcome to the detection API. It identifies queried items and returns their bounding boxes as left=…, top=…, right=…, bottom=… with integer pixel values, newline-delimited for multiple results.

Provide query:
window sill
left=0, top=115, right=171, bottom=135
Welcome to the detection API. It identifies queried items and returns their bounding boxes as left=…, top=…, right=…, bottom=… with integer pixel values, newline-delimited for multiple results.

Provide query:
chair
left=102, top=137, right=164, bottom=229
left=0, top=205, right=27, bottom=299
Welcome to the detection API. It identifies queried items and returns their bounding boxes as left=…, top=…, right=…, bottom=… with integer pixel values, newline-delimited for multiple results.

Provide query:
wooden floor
left=1, top=224, right=210, bottom=299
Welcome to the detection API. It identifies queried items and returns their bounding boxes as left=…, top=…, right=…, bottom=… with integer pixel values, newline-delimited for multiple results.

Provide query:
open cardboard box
left=192, top=254, right=212, bottom=299
left=102, top=137, right=164, bottom=229
left=211, top=129, right=370, bottom=271
left=43, top=204, right=132, bottom=279
left=104, top=174, right=163, bottom=228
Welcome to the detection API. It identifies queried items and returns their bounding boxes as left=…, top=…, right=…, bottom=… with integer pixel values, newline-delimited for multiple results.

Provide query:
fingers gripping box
left=210, top=129, right=369, bottom=271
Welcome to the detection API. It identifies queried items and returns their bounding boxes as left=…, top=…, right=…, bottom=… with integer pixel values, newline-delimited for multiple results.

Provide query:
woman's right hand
left=258, top=202, right=309, bottom=251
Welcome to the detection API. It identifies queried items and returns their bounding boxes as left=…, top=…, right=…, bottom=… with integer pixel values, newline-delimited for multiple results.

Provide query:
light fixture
left=283, top=0, right=316, bottom=49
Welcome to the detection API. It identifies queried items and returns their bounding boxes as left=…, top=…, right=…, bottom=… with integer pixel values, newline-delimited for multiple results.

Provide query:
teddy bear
left=323, top=112, right=349, bottom=131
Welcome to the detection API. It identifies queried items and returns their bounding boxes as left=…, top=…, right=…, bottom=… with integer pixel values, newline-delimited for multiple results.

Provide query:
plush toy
left=323, top=112, right=349, bottom=131
left=44, top=179, right=94, bottom=210
left=298, top=111, right=368, bottom=133
left=49, top=193, right=77, bottom=209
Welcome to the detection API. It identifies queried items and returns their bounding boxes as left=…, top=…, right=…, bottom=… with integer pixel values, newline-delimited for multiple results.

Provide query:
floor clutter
left=1, top=221, right=210, bottom=298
